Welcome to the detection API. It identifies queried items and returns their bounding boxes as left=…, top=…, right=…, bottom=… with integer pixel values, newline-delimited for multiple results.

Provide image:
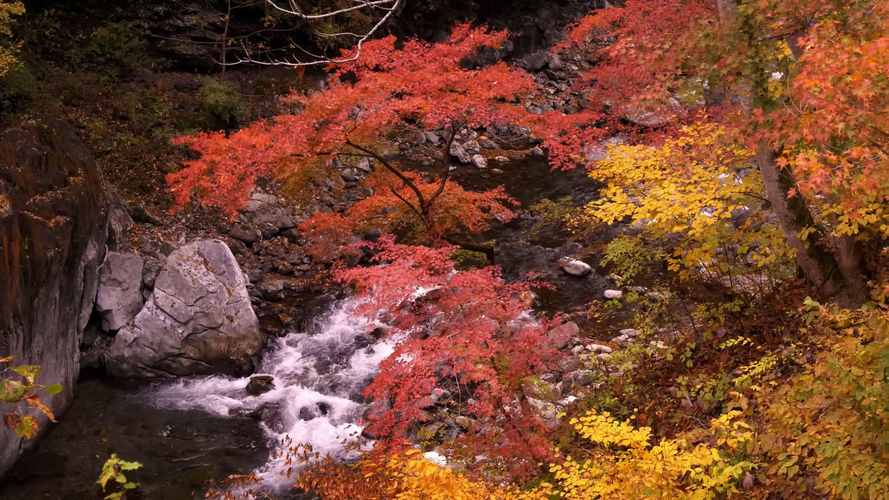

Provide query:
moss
left=451, top=248, right=489, bottom=270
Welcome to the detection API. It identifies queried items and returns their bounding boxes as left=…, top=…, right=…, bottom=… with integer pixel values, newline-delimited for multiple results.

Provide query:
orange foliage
left=169, top=24, right=535, bottom=216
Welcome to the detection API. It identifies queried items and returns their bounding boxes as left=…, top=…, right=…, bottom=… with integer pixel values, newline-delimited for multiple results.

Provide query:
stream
left=1, top=298, right=394, bottom=498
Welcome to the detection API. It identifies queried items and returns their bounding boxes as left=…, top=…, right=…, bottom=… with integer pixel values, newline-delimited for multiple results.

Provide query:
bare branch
left=224, top=0, right=401, bottom=68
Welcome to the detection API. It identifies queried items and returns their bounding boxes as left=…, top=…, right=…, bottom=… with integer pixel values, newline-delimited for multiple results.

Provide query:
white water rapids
left=145, top=298, right=397, bottom=491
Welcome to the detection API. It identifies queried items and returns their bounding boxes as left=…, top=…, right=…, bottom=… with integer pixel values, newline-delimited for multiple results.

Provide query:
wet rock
left=246, top=375, right=275, bottom=396
left=603, top=289, right=624, bottom=299
left=546, top=321, right=580, bottom=350
left=0, top=120, right=109, bottom=476
left=559, top=256, right=592, bottom=276
left=106, top=239, right=264, bottom=378
left=95, top=252, right=145, bottom=332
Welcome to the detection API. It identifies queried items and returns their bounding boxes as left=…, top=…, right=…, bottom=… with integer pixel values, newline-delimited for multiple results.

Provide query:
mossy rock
left=451, top=249, right=489, bottom=270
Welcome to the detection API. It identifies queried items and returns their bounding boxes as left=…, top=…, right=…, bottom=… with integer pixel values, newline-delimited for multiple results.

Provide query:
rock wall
left=0, top=120, right=109, bottom=475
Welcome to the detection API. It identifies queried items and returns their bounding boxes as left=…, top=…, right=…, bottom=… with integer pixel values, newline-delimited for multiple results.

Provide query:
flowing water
left=145, top=297, right=396, bottom=493
left=0, top=298, right=395, bottom=498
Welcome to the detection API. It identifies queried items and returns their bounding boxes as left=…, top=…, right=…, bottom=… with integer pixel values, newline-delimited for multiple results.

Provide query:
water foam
left=146, top=298, right=395, bottom=490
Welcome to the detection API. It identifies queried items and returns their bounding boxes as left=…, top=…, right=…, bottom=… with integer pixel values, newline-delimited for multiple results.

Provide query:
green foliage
left=528, top=196, right=577, bottom=246
left=0, top=357, right=59, bottom=439
left=76, top=22, right=146, bottom=74
left=601, top=234, right=661, bottom=285
left=97, top=454, right=143, bottom=500
left=198, top=77, right=245, bottom=131
left=0, top=61, right=36, bottom=101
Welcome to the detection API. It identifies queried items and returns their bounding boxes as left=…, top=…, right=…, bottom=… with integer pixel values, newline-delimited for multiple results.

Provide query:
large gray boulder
left=106, top=239, right=263, bottom=378
left=95, top=252, right=144, bottom=332
left=0, top=120, right=109, bottom=476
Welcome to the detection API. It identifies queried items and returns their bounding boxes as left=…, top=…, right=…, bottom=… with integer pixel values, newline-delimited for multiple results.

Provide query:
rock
left=478, top=137, right=498, bottom=149
left=141, top=257, right=162, bottom=289
left=494, top=155, right=509, bottom=162
left=530, top=145, right=546, bottom=157
left=356, top=157, right=373, bottom=172
left=340, top=168, right=360, bottom=182
left=471, top=154, right=488, bottom=169
left=586, top=344, right=613, bottom=354
left=522, top=51, right=550, bottom=71
left=449, top=142, right=472, bottom=164
left=604, top=289, right=624, bottom=299
left=546, top=321, right=580, bottom=350
left=568, top=369, right=596, bottom=387
left=526, top=397, right=559, bottom=429
left=424, top=131, right=442, bottom=145
left=95, top=252, right=145, bottom=332
left=454, top=416, right=475, bottom=430
left=522, top=376, right=561, bottom=401
left=246, top=375, right=275, bottom=396
left=558, top=356, right=581, bottom=373
left=106, top=201, right=134, bottom=250
left=229, top=224, right=261, bottom=244
left=619, top=328, right=640, bottom=337
left=463, top=140, right=481, bottom=154
left=241, top=190, right=297, bottom=238
left=106, top=240, right=264, bottom=378
left=559, top=257, right=592, bottom=276
left=0, top=120, right=109, bottom=475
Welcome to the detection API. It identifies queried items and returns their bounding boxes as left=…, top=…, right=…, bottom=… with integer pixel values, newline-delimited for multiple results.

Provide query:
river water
left=1, top=298, right=394, bottom=499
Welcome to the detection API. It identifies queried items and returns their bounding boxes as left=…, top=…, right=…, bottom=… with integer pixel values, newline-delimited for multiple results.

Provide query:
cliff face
left=0, top=120, right=109, bottom=475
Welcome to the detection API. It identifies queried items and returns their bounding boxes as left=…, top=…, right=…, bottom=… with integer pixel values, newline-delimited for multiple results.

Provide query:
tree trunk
left=718, top=0, right=867, bottom=304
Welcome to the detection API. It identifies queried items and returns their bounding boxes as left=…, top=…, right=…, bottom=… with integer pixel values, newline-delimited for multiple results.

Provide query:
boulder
left=0, top=120, right=109, bottom=475
left=106, top=240, right=263, bottom=378
left=246, top=375, right=275, bottom=396
left=559, top=257, right=592, bottom=276
left=95, top=252, right=145, bottom=332
left=546, top=321, right=580, bottom=350
left=449, top=142, right=472, bottom=164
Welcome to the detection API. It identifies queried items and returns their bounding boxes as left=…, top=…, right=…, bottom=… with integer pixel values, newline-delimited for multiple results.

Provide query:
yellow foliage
left=757, top=300, right=889, bottom=499
left=537, top=410, right=754, bottom=499
left=0, top=0, right=24, bottom=78
left=582, top=123, right=792, bottom=288
left=298, top=449, right=526, bottom=500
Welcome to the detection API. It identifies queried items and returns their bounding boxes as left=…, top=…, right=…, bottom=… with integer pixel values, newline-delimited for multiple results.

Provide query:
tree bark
left=717, top=0, right=866, bottom=304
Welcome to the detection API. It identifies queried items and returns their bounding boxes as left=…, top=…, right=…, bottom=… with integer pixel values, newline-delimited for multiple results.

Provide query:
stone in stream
left=246, top=375, right=275, bottom=396
left=106, top=239, right=264, bottom=378
left=95, top=252, right=145, bottom=332
left=559, top=256, right=592, bottom=276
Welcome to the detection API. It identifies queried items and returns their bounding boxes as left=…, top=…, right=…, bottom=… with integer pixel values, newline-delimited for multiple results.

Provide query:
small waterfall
left=146, top=298, right=396, bottom=491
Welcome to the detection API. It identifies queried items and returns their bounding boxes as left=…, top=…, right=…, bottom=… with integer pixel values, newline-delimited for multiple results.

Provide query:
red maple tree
left=336, top=237, right=561, bottom=478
